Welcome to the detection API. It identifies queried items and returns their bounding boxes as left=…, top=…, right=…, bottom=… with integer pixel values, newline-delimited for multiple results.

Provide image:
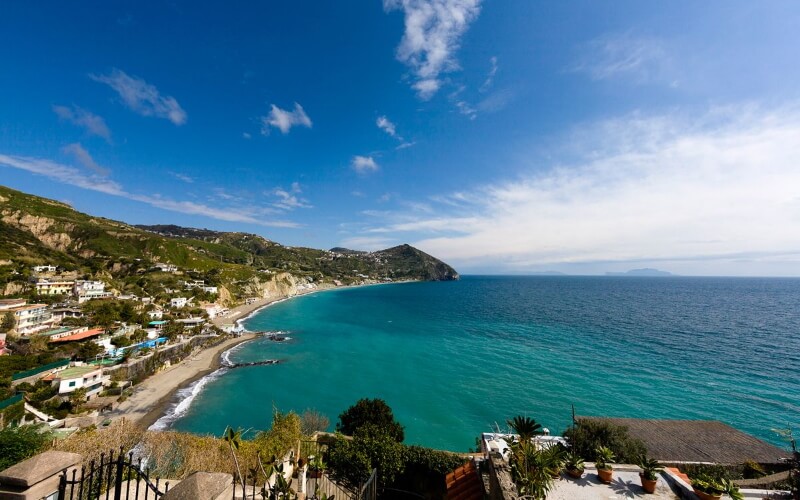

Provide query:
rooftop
left=578, top=416, right=791, bottom=465
left=56, top=365, right=102, bottom=379
left=49, top=328, right=105, bottom=343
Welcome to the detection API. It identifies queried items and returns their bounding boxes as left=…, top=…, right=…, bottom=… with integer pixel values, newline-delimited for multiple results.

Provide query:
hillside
left=0, top=185, right=458, bottom=302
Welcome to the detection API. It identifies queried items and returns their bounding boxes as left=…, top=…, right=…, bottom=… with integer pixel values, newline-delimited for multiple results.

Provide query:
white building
left=32, top=265, right=57, bottom=273
left=154, top=263, right=178, bottom=273
left=147, top=309, right=164, bottom=320
left=201, top=304, right=226, bottom=319
left=176, top=317, right=206, bottom=329
left=74, top=280, right=112, bottom=303
left=202, top=286, right=218, bottom=294
left=170, top=297, right=188, bottom=308
left=49, top=364, right=109, bottom=400
left=6, top=302, right=54, bottom=334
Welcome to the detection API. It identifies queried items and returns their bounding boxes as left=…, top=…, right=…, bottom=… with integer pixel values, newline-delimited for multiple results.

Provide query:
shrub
left=563, top=418, right=646, bottom=463
left=0, top=424, right=53, bottom=470
left=327, top=424, right=405, bottom=490
left=300, top=408, right=329, bottom=436
left=336, top=398, right=404, bottom=442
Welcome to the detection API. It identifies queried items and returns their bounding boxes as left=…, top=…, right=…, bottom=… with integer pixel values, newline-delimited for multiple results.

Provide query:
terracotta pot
left=567, top=467, right=584, bottom=479
left=692, top=489, right=722, bottom=500
left=639, top=473, right=657, bottom=494
left=597, top=467, right=613, bottom=483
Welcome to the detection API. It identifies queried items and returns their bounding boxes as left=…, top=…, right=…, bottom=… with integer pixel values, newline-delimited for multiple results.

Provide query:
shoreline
left=110, top=333, right=257, bottom=429
left=124, top=281, right=415, bottom=430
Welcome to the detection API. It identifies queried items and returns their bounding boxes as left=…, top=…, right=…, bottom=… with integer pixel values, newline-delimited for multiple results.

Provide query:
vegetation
left=336, top=398, right=404, bottom=442
left=563, top=418, right=647, bottom=464
left=328, top=424, right=406, bottom=490
left=300, top=408, right=330, bottom=436
left=0, top=424, right=54, bottom=470
left=688, top=469, right=744, bottom=500
left=637, top=455, right=662, bottom=480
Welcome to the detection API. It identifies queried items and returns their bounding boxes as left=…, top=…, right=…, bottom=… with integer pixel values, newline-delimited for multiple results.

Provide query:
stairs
left=446, top=461, right=483, bottom=500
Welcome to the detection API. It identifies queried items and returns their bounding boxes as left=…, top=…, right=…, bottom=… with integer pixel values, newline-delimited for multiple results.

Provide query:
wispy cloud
left=0, top=153, right=299, bottom=227
left=53, top=105, right=112, bottom=142
left=376, top=115, right=399, bottom=139
left=261, top=103, right=312, bottom=135
left=572, top=32, right=671, bottom=84
left=271, top=182, right=312, bottom=210
left=455, top=100, right=476, bottom=120
left=351, top=155, right=380, bottom=174
left=91, top=69, right=187, bottom=125
left=338, top=235, right=397, bottom=251
left=479, top=56, right=498, bottom=92
left=62, top=143, right=110, bottom=177
left=348, top=104, right=800, bottom=274
left=168, top=171, right=194, bottom=183
left=384, top=0, right=482, bottom=100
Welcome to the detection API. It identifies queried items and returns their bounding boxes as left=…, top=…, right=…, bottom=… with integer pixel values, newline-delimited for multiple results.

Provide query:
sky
left=2, top=2, right=800, bottom=276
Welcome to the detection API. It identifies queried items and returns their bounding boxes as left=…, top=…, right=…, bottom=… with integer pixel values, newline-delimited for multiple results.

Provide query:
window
left=69, top=381, right=76, bottom=387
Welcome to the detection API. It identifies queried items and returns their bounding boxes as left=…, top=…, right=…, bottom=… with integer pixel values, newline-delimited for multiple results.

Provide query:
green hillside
left=0, top=185, right=458, bottom=302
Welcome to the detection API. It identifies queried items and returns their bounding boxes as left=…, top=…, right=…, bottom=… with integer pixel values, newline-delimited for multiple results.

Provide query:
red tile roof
left=49, top=328, right=105, bottom=343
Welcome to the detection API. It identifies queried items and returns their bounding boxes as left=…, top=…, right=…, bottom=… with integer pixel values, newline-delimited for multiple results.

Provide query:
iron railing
left=58, top=448, right=170, bottom=500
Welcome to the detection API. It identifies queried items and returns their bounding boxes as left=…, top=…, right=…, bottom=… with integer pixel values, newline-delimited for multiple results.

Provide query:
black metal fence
left=58, top=448, right=170, bottom=500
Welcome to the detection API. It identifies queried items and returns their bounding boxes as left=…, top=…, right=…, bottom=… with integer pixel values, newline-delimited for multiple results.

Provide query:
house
left=36, top=326, right=89, bottom=341
left=48, top=328, right=105, bottom=344
left=0, top=298, right=26, bottom=311
left=74, top=280, right=112, bottom=303
left=201, top=304, right=226, bottom=319
left=176, top=317, right=206, bottom=329
left=6, top=302, right=54, bottom=334
left=147, top=309, right=163, bottom=320
left=50, top=307, right=84, bottom=322
left=48, top=364, right=109, bottom=400
left=202, top=286, right=218, bottom=294
left=32, top=265, right=58, bottom=273
left=170, top=297, right=188, bottom=308
left=153, top=263, right=178, bottom=273
left=34, top=279, right=75, bottom=296
left=184, top=280, right=206, bottom=290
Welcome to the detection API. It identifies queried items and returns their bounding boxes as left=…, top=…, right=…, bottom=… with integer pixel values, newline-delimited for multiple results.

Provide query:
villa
left=46, top=364, right=109, bottom=400
left=3, top=301, right=54, bottom=334
left=74, top=280, right=112, bottom=303
left=170, top=297, right=188, bottom=308
left=33, top=279, right=75, bottom=295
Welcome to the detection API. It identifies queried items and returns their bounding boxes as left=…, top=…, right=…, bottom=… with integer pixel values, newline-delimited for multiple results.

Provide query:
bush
left=563, top=418, right=646, bottom=463
left=336, top=398, right=404, bottom=442
left=328, top=424, right=405, bottom=490
left=0, top=424, right=54, bottom=470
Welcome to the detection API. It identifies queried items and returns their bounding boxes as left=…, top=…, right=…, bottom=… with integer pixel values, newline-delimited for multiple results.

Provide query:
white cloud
left=91, top=69, right=187, bottom=125
left=53, top=105, right=112, bottom=142
left=384, top=0, right=482, bottom=100
left=350, top=104, right=800, bottom=275
left=338, top=235, right=397, bottom=251
left=572, top=32, right=670, bottom=84
left=168, top=172, right=194, bottom=183
left=62, top=143, right=110, bottom=177
left=396, top=141, right=416, bottom=150
left=271, top=182, right=312, bottom=210
left=261, top=103, right=312, bottom=135
left=377, top=115, right=399, bottom=138
left=0, top=153, right=299, bottom=227
left=242, top=132, right=252, bottom=139
left=455, top=100, right=476, bottom=120
left=479, top=56, right=498, bottom=92
left=351, top=155, right=380, bottom=174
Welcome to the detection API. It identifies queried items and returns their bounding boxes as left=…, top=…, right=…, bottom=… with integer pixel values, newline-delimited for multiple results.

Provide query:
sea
left=157, top=276, right=800, bottom=452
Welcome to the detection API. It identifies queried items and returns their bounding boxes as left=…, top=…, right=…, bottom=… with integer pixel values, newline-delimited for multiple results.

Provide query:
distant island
left=529, top=271, right=568, bottom=276
left=606, top=268, right=674, bottom=277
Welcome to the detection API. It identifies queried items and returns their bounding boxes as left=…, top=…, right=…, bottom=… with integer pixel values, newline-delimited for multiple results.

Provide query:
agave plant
left=637, top=455, right=663, bottom=481
left=507, top=415, right=543, bottom=442
left=564, top=452, right=585, bottom=472
left=594, top=446, right=615, bottom=471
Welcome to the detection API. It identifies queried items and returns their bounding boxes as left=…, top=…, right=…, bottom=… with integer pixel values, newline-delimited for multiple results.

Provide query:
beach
left=109, top=333, right=256, bottom=429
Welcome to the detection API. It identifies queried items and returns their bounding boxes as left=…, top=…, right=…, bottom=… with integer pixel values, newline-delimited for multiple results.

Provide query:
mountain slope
left=0, top=185, right=458, bottom=301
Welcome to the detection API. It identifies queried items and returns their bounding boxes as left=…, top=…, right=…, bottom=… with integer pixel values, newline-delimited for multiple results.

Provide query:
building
left=6, top=302, right=54, bottom=334
left=201, top=303, right=227, bottom=319
left=0, top=298, right=26, bottom=311
left=50, top=307, right=84, bottom=322
left=176, top=317, right=206, bottom=329
left=202, top=286, right=218, bottom=294
left=48, top=328, right=106, bottom=345
left=170, top=297, right=188, bottom=308
left=36, top=326, right=88, bottom=341
left=73, top=280, right=112, bottom=303
left=48, top=365, right=109, bottom=400
left=32, top=265, right=57, bottom=273
left=147, top=308, right=163, bottom=320
left=153, top=263, right=178, bottom=273
left=34, top=279, right=75, bottom=296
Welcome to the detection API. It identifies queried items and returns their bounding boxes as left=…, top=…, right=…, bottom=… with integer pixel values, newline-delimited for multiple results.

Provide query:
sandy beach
left=109, top=333, right=256, bottom=428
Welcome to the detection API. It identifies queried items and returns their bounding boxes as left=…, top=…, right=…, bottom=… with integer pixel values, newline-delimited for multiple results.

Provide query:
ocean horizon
left=162, top=275, right=800, bottom=452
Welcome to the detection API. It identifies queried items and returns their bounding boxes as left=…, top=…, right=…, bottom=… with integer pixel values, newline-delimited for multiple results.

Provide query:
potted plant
left=690, top=472, right=744, bottom=500
left=542, top=445, right=566, bottom=479
left=564, top=452, right=585, bottom=479
left=636, top=455, right=662, bottom=493
left=307, top=455, right=326, bottom=479
left=594, top=446, right=615, bottom=484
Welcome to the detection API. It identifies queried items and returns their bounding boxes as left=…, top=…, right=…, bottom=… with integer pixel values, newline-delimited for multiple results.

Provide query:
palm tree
left=507, top=416, right=543, bottom=442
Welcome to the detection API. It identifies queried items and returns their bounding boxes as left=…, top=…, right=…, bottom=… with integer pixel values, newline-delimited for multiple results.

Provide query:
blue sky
left=2, top=2, right=800, bottom=276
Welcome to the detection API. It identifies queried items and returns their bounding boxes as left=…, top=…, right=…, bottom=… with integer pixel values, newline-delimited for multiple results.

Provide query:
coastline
left=110, top=333, right=256, bottom=429
left=122, top=281, right=414, bottom=430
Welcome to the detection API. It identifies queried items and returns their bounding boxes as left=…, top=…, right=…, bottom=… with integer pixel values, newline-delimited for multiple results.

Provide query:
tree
left=1, top=312, right=15, bottom=332
left=300, top=409, right=330, bottom=436
left=162, top=320, right=184, bottom=341
left=76, top=341, right=103, bottom=361
left=336, top=398, right=404, bottom=442
left=507, top=415, right=543, bottom=442
left=328, top=424, right=405, bottom=490
left=69, top=387, right=88, bottom=410
left=0, top=424, right=53, bottom=470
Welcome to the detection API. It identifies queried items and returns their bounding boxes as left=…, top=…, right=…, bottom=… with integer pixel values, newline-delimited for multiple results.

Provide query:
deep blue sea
left=162, top=276, right=800, bottom=452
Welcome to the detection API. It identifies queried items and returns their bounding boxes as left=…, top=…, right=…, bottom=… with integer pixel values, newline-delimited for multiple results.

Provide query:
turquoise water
left=165, top=276, right=800, bottom=451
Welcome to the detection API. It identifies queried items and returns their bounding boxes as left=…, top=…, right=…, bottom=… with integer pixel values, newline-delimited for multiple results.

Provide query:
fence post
left=114, top=447, right=125, bottom=500
left=58, top=470, right=67, bottom=499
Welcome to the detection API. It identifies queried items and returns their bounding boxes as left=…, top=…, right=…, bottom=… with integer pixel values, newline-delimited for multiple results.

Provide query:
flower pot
left=597, top=467, right=613, bottom=483
left=567, top=467, right=584, bottom=479
left=692, top=489, right=722, bottom=500
left=308, top=469, right=323, bottom=479
left=639, top=473, right=657, bottom=493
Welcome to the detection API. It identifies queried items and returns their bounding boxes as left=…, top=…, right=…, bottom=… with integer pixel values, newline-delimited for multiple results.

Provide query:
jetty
left=224, top=359, right=282, bottom=370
